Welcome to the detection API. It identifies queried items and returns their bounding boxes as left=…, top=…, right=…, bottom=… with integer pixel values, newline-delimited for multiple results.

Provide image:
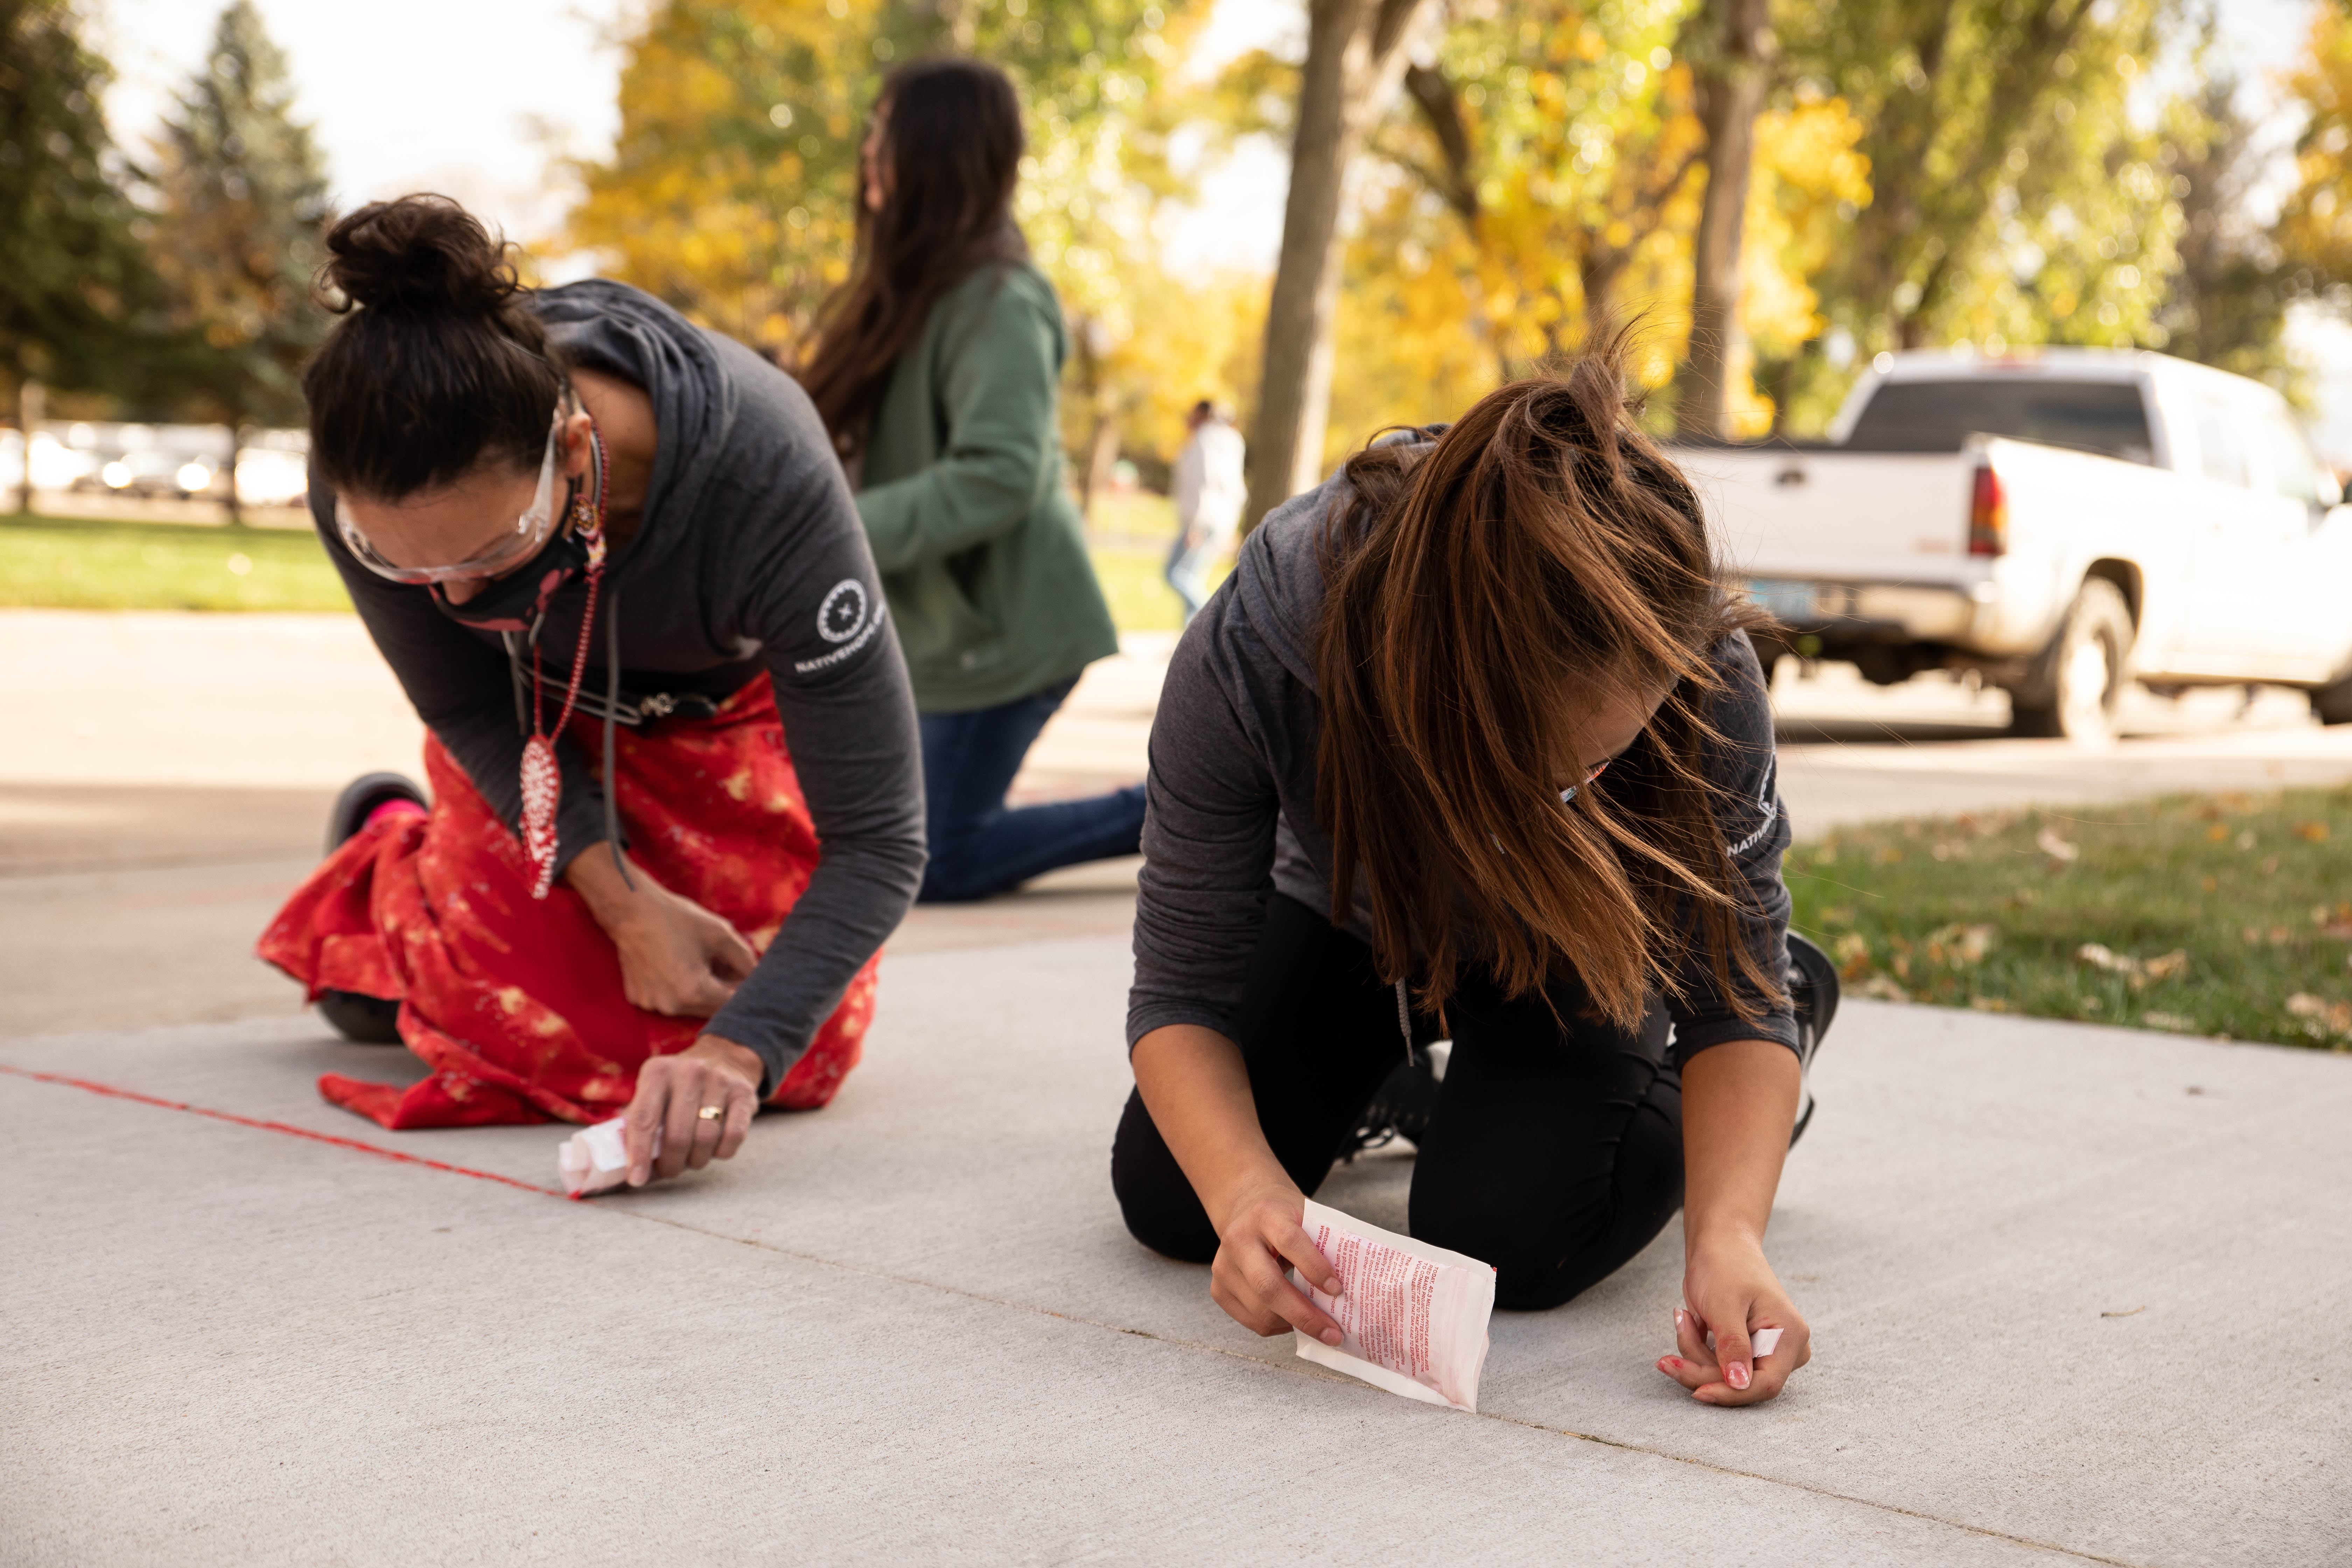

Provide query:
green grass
left=1090, top=541, right=1191, bottom=633
left=0, top=513, right=353, bottom=612
left=0, top=507, right=1216, bottom=634
left=1788, top=787, right=2352, bottom=1050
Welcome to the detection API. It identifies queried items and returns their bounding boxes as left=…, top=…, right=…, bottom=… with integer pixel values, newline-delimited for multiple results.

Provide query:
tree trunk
left=14, top=378, right=43, bottom=516
left=1082, top=402, right=1122, bottom=526
left=1681, top=0, right=1775, bottom=440
left=1242, top=0, right=1432, bottom=532
left=225, top=421, right=246, bottom=526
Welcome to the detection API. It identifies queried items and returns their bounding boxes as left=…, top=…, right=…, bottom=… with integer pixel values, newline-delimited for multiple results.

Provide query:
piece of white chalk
left=557, top=1116, right=660, bottom=1197
left=1699, top=1324, right=1785, bottom=1359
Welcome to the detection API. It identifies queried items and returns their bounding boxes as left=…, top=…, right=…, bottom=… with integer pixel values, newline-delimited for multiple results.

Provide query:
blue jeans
left=918, top=677, right=1149, bottom=903
left=1165, top=531, right=1224, bottom=624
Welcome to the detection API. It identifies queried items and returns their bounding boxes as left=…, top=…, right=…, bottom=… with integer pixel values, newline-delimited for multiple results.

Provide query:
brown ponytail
left=1314, top=335, right=1780, bottom=1030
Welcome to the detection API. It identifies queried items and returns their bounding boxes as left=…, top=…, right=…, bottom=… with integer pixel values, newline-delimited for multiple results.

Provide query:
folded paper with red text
left=557, top=1117, right=660, bottom=1198
left=1289, top=1199, right=1497, bottom=1412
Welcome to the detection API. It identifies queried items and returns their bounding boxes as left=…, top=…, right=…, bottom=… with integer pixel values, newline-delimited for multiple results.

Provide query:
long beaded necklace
left=519, top=424, right=610, bottom=899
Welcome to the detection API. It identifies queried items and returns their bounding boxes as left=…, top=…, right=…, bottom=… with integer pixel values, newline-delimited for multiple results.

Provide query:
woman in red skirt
left=259, top=195, right=926, bottom=1186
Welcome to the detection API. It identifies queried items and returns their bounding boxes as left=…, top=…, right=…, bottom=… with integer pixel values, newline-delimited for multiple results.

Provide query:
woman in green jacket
left=800, top=58, right=1145, bottom=904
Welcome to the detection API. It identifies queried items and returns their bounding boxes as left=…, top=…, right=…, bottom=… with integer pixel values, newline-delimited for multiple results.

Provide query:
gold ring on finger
left=697, top=1105, right=724, bottom=1121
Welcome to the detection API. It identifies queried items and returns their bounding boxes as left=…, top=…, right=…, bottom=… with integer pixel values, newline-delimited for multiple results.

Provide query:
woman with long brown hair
left=800, top=58, right=1146, bottom=902
left=1114, top=351, right=1837, bottom=1405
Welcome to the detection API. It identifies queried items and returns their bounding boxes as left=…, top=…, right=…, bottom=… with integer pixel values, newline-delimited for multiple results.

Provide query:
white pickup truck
left=1675, top=348, right=2352, bottom=740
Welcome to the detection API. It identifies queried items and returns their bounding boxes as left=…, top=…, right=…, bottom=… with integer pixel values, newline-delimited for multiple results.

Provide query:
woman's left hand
left=622, top=1034, right=764, bottom=1185
left=1658, top=1237, right=1812, bottom=1405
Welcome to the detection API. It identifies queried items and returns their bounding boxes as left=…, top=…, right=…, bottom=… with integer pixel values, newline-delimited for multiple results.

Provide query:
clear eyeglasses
left=336, top=412, right=565, bottom=586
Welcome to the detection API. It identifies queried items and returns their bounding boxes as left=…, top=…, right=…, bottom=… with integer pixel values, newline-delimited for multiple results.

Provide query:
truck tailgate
left=1675, top=449, right=1977, bottom=583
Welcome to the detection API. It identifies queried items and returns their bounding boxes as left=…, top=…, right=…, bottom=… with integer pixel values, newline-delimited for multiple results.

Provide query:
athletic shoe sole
left=319, top=771, right=428, bottom=1045
left=324, top=771, right=427, bottom=856
left=1786, top=931, right=1840, bottom=1148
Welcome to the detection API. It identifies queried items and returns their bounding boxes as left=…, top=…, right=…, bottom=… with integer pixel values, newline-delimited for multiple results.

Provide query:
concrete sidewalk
left=6, top=939, right=2346, bottom=1566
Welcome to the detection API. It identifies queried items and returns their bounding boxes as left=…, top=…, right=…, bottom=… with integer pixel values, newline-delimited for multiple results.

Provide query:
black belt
left=500, top=630, right=723, bottom=735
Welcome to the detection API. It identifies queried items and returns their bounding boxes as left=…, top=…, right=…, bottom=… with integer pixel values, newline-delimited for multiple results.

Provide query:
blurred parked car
left=233, top=444, right=309, bottom=509
left=83, top=447, right=220, bottom=500
left=1676, top=348, right=2352, bottom=742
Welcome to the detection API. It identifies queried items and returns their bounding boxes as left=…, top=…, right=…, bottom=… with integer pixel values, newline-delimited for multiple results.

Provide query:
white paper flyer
left=1289, top=1198, right=1497, bottom=1412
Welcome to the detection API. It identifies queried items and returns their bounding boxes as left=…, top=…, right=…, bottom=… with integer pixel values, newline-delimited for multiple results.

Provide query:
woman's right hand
left=1208, top=1180, right=1348, bottom=1345
left=566, top=848, right=757, bottom=1017
left=1129, top=1025, right=1344, bottom=1344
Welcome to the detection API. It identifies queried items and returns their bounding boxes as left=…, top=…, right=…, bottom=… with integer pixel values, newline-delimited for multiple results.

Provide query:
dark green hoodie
left=855, top=260, right=1120, bottom=713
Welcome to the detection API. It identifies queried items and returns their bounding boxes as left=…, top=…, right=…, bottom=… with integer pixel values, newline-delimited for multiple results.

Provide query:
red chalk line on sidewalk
left=0, top=1064, right=566, bottom=1198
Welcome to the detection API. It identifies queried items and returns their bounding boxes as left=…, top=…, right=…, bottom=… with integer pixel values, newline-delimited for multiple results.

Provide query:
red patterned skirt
left=257, top=678, right=878, bottom=1130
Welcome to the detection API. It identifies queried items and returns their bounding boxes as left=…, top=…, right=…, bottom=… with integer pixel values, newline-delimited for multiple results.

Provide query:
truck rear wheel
left=2008, top=579, right=2134, bottom=744
left=2310, top=671, right=2352, bottom=725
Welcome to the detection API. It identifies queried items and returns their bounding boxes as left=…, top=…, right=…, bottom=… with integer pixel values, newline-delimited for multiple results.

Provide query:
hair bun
left=321, top=194, right=519, bottom=317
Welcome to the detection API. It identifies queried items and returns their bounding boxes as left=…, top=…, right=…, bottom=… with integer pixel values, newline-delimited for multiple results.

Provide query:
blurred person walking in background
left=1165, top=399, right=1246, bottom=625
left=259, top=196, right=926, bottom=1184
left=801, top=57, right=1146, bottom=904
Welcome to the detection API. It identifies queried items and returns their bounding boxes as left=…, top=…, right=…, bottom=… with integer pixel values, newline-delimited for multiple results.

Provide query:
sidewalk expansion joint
left=599, top=1201, right=2149, bottom=1568
left=12, top=1060, right=2148, bottom=1568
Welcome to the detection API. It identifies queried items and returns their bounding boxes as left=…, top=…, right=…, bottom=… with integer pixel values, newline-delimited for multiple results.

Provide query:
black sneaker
left=1786, top=932, right=1840, bottom=1149
left=1335, top=1050, right=1445, bottom=1162
left=325, top=771, right=426, bottom=855
left=318, top=772, right=426, bottom=1045
left=318, top=989, right=404, bottom=1044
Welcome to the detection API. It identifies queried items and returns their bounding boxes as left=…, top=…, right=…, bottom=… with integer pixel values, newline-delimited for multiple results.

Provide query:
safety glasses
left=336, top=412, right=565, bottom=586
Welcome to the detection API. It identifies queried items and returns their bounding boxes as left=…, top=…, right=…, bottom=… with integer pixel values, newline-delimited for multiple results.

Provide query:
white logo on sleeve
left=1728, top=755, right=1780, bottom=858
left=794, top=577, right=887, bottom=673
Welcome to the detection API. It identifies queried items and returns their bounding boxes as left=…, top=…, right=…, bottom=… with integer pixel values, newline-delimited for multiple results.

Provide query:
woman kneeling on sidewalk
left=258, top=196, right=926, bottom=1184
left=1114, top=347, right=1835, bottom=1404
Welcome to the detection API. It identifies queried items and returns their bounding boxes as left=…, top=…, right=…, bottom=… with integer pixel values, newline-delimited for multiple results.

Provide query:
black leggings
left=1112, top=894, right=1684, bottom=1311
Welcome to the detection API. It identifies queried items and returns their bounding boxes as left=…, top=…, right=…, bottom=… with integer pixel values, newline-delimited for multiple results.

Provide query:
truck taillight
left=1969, top=465, right=2007, bottom=557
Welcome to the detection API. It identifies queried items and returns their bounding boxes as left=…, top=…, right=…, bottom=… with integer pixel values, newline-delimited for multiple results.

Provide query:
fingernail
left=1658, top=1357, right=1681, bottom=1373
left=1727, top=1362, right=1751, bottom=1390
left=1321, top=1329, right=1343, bottom=1345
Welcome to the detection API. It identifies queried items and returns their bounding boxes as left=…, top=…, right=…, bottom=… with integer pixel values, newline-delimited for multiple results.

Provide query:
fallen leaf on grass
left=1857, top=975, right=1911, bottom=1002
left=2207, top=822, right=2231, bottom=842
left=1832, top=931, right=1871, bottom=980
left=2077, top=944, right=2188, bottom=983
left=2036, top=826, right=2080, bottom=863
left=2286, top=993, right=2352, bottom=1039
left=2142, top=1012, right=2196, bottom=1031
left=2295, top=821, right=2330, bottom=843
left=1925, top=923, right=1997, bottom=966
left=1970, top=995, right=2009, bottom=1013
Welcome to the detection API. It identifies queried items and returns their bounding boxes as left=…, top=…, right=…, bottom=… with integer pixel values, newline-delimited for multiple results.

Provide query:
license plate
left=1749, top=579, right=1816, bottom=621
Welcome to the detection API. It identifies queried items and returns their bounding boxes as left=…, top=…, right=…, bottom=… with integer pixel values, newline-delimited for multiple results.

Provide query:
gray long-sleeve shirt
left=312, top=280, right=926, bottom=1092
left=1127, top=459, right=1798, bottom=1068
